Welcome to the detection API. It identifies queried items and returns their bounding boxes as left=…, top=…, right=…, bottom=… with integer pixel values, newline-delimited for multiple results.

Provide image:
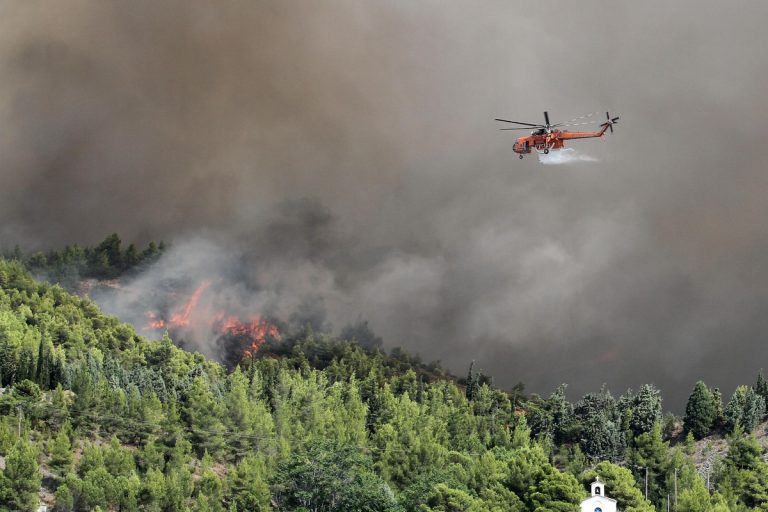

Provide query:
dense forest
left=3, top=234, right=166, bottom=289
left=2, top=257, right=768, bottom=511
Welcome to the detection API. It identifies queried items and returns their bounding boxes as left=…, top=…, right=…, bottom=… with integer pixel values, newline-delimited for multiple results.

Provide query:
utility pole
left=674, top=467, right=678, bottom=510
left=667, top=494, right=670, bottom=512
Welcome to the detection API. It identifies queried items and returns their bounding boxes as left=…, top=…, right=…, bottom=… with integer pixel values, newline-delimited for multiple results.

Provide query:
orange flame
left=215, top=314, right=280, bottom=355
left=168, top=280, right=211, bottom=327
left=144, top=280, right=211, bottom=331
left=145, top=311, right=166, bottom=329
left=144, top=279, right=279, bottom=358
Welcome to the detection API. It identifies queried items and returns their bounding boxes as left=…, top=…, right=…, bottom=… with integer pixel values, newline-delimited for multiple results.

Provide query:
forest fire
left=143, top=279, right=279, bottom=365
left=145, top=311, right=166, bottom=329
left=168, top=280, right=210, bottom=327
left=214, top=314, right=280, bottom=356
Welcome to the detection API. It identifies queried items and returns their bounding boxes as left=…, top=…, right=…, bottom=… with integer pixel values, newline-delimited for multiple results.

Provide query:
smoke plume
left=3, top=1, right=768, bottom=410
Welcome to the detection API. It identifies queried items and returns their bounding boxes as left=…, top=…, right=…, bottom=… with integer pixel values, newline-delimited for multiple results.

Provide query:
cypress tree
left=465, top=361, right=476, bottom=401
left=35, top=338, right=52, bottom=390
left=756, top=370, right=768, bottom=403
left=712, top=387, right=724, bottom=426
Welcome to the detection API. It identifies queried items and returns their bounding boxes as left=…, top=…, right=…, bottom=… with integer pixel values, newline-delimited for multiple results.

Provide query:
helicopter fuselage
left=496, top=111, right=619, bottom=159
left=512, top=124, right=611, bottom=158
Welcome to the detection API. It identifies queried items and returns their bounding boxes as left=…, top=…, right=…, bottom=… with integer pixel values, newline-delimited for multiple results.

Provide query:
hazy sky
left=2, top=1, right=768, bottom=410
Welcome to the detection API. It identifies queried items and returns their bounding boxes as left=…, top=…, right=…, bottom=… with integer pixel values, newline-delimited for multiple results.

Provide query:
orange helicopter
left=495, top=111, right=619, bottom=159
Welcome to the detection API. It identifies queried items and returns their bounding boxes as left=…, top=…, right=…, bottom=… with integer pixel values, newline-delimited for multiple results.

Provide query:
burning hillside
left=143, top=279, right=280, bottom=367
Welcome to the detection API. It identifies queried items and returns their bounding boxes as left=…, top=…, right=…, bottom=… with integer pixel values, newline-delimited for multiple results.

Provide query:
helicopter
left=495, top=111, right=619, bottom=159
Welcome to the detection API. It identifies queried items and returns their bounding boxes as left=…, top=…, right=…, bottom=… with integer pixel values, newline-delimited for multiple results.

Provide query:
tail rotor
left=603, top=111, right=620, bottom=133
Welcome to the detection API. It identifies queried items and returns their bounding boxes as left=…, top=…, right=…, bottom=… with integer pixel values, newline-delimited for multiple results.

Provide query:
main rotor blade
left=552, top=120, right=601, bottom=128
left=495, top=118, right=542, bottom=127
left=560, top=112, right=597, bottom=125
left=500, top=127, right=541, bottom=131
left=543, top=111, right=550, bottom=126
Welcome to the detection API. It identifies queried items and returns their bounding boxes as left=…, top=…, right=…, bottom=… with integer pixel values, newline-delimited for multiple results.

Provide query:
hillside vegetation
left=1, top=257, right=767, bottom=511
left=4, top=234, right=165, bottom=289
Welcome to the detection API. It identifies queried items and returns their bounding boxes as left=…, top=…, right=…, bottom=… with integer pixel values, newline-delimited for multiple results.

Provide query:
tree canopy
left=2, top=256, right=768, bottom=511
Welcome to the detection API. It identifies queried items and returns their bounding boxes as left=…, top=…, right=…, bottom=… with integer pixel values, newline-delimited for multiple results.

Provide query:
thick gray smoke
left=3, top=1, right=768, bottom=410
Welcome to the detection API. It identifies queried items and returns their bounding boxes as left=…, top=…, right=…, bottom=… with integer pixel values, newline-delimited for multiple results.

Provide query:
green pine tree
left=49, top=429, right=74, bottom=475
left=683, top=381, right=716, bottom=439
left=3, top=438, right=42, bottom=511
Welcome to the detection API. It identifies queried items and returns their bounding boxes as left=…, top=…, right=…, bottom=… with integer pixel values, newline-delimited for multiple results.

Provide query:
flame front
left=215, top=314, right=280, bottom=355
left=168, top=280, right=211, bottom=327
left=144, top=279, right=279, bottom=362
left=145, top=311, right=166, bottom=329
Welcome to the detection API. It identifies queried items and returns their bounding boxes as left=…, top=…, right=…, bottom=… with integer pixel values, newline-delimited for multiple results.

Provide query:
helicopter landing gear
left=543, top=148, right=549, bottom=154
left=519, top=154, right=524, bottom=159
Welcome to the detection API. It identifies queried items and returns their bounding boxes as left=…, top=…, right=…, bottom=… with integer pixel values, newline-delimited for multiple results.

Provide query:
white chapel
left=580, top=477, right=617, bottom=512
